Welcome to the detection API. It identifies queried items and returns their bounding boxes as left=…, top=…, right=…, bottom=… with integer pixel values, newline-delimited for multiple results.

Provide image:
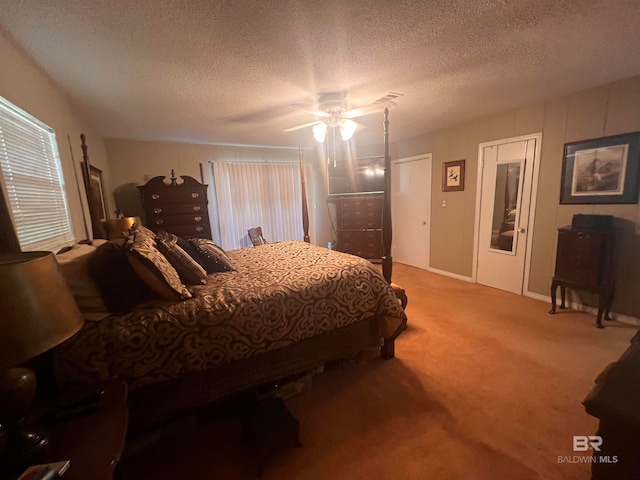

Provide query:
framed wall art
left=442, top=159, right=465, bottom=192
left=560, top=132, right=640, bottom=204
left=82, top=163, right=108, bottom=223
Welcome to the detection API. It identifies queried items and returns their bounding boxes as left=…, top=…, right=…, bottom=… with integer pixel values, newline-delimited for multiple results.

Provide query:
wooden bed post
left=380, top=108, right=397, bottom=359
left=299, top=147, right=310, bottom=243
left=80, top=134, right=107, bottom=239
left=381, top=108, right=392, bottom=283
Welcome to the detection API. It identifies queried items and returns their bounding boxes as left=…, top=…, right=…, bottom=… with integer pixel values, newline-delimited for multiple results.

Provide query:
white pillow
left=56, top=244, right=110, bottom=321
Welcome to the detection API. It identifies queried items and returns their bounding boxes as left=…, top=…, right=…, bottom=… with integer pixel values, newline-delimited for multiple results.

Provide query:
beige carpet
left=122, top=263, right=636, bottom=480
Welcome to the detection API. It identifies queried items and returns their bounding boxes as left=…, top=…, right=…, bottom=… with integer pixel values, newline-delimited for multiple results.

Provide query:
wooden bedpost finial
left=80, top=133, right=88, bottom=158
left=299, top=147, right=311, bottom=243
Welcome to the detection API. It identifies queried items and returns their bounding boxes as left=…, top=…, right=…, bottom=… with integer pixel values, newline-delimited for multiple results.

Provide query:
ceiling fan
left=283, top=91, right=403, bottom=142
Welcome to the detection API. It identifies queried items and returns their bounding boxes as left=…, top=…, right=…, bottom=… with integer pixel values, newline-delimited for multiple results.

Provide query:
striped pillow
left=189, top=238, right=235, bottom=273
left=125, top=225, right=191, bottom=300
left=156, top=232, right=207, bottom=285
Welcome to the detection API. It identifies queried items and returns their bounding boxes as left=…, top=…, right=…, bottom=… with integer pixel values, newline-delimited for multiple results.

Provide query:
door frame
left=472, top=133, right=542, bottom=294
left=391, top=153, right=432, bottom=270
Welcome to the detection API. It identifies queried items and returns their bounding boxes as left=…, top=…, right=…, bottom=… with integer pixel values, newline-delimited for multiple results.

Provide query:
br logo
left=573, top=436, right=603, bottom=452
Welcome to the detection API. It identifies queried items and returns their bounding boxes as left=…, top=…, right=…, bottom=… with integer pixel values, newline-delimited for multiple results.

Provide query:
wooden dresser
left=549, top=218, right=616, bottom=328
left=332, top=193, right=383, bottom=261
left=137, top=171, right=212, bottom=239
left=584, top=331, right=640, bottom=480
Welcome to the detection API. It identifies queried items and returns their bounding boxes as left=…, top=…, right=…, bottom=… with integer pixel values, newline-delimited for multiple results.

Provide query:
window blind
left=0, top=98, right=74, bottom=252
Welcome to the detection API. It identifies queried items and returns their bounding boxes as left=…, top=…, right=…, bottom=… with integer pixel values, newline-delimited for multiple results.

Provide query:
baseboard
left=524, top=291, right=549, bottom=303
left=524, top=290, right=640, bottom=326
left=427, top=267, right=473, bottom=283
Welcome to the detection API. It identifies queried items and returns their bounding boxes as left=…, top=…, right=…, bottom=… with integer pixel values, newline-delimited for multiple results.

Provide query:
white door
left=475, top=136, right=539, bottom=294
left=391, top=154, right=431, bottom=270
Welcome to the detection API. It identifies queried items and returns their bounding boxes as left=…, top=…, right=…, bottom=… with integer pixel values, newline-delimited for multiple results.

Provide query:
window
left=0, top=97, right=74, bottom=252
left=208, top=161, right=303, bottom=249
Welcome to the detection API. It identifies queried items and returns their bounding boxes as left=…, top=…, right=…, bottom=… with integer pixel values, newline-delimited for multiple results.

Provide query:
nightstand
left=549, top=225, right=616, bottom=328
left=41, top=379, right=128, bottom=480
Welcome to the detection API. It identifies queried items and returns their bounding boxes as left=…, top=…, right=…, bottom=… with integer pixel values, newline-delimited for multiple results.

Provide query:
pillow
left=156, top=232, right=207, bottom=285
left=128, top=223, right=157, bottom=242
left=88, top=239, right=151, bottom=314
left=189, top=238, right=235, bottom=273
left=125, top=225, right=191, bottom=301
left=176, top=236, right=207, bottom=268
left=55, top=243, right=110, bottom=321
left=91, top=239, right=109, bottom=248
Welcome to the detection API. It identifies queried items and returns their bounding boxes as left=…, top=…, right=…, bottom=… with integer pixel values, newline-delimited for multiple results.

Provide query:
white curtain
left=209, top=162, right=303, bottom=250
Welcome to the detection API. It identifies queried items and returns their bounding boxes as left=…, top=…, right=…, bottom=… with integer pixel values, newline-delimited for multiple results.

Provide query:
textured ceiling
left=2, top=0, right=640, bottom=148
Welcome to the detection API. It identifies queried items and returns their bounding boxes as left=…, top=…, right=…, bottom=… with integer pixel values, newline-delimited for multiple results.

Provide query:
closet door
left=391, top=154, right=431, bottom=270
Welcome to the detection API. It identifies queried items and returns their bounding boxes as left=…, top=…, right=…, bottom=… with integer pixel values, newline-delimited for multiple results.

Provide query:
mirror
left=489, top=162, right=521, bottom=252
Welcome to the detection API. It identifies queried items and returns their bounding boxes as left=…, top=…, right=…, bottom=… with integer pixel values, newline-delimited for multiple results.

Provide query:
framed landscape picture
left=560, top=132, right=640, bottom=204
left=442, top=159, right=465, bottom=192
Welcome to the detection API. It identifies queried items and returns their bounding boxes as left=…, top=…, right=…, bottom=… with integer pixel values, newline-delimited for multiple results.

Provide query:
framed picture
left=442, top=160, right=465, bottom=192
left=83, top=164, right=108, bottom=221
left=560, top=132, right=640, bottom=204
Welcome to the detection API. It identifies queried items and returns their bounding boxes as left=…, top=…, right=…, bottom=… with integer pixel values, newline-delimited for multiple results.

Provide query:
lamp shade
left=0, top=251, right=84, bottom=369
left=102, top=216, right=141, bottom=240
left=339, top=119, right=357, bottom=141
left=312, top=122, right=327, bottom=142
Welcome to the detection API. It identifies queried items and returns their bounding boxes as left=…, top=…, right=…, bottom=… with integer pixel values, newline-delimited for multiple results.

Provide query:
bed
left=54, top=109, right=405, bottom=433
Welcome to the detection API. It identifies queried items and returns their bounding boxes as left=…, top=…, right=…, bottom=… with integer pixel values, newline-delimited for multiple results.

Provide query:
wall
left=391, top=75, right=640, bottom=318
left=105, top=139, right=316, bottom=242
left=0, top=31, right=111, bottom=242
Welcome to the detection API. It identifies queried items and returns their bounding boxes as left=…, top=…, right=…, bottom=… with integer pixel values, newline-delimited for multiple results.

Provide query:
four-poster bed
left=54, top=110, right=406, bottom=433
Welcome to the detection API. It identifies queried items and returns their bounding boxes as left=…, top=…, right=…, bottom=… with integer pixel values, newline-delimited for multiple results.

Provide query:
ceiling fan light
left=340, top=119, right=357, bottom=141
left=312, top=122, right=327, bottom=142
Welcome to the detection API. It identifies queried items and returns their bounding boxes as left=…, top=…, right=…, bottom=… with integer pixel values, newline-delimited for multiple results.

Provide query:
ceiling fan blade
left=283, top=120, right=321, bottom=132
left=345, top=100, right=397, bottom=119
left=345, top=92, right=403, bottom=118
left=288, top=103, right=331, bottom=118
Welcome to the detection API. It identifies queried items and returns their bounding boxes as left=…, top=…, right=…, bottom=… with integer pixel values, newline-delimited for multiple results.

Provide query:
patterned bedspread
left=57, top=241, right=407, bottom=389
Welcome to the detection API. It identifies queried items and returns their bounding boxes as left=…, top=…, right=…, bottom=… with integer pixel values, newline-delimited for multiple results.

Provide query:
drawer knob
left=151, top=194, right=160, bottom=200
left=195, top=226, right=203, bottom=232
left=194, top=216, right=202, bottom=222
left=191, top=192, right=200, bottom=199
left=155, top=219, right=164, bottom=225
left=193, top=206, right=201, bottom=211
left=154, top=208, right=162, bottom=214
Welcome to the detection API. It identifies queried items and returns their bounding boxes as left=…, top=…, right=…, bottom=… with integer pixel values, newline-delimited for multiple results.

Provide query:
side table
left=549, top=226, right=616, bottom=328
left=42, top=379, right=128, bottom=480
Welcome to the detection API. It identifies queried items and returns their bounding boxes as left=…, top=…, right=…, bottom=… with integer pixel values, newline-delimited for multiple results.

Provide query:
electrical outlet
left=441, top=200, right=447, bottom=207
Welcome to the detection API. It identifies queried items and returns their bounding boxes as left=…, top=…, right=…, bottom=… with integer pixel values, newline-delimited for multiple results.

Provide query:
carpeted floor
left=122, top=263, right=636, bottom=479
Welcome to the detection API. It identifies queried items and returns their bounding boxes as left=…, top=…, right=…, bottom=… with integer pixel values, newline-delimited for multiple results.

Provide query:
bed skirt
left=127, top=316, right=380, bottom=433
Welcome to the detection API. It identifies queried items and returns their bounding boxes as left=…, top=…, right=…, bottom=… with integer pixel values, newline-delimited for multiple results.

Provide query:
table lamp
left=101, top=216, right=141, bottom=240
left=0, top=251, right=84, bottom=467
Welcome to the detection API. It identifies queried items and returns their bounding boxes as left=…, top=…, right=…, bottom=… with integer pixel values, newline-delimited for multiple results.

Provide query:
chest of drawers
left=137, top=171, right=212, bottom=239
left=332, top=194, right=383, bottom=261
left=549, top=226, right=616, bottom=328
